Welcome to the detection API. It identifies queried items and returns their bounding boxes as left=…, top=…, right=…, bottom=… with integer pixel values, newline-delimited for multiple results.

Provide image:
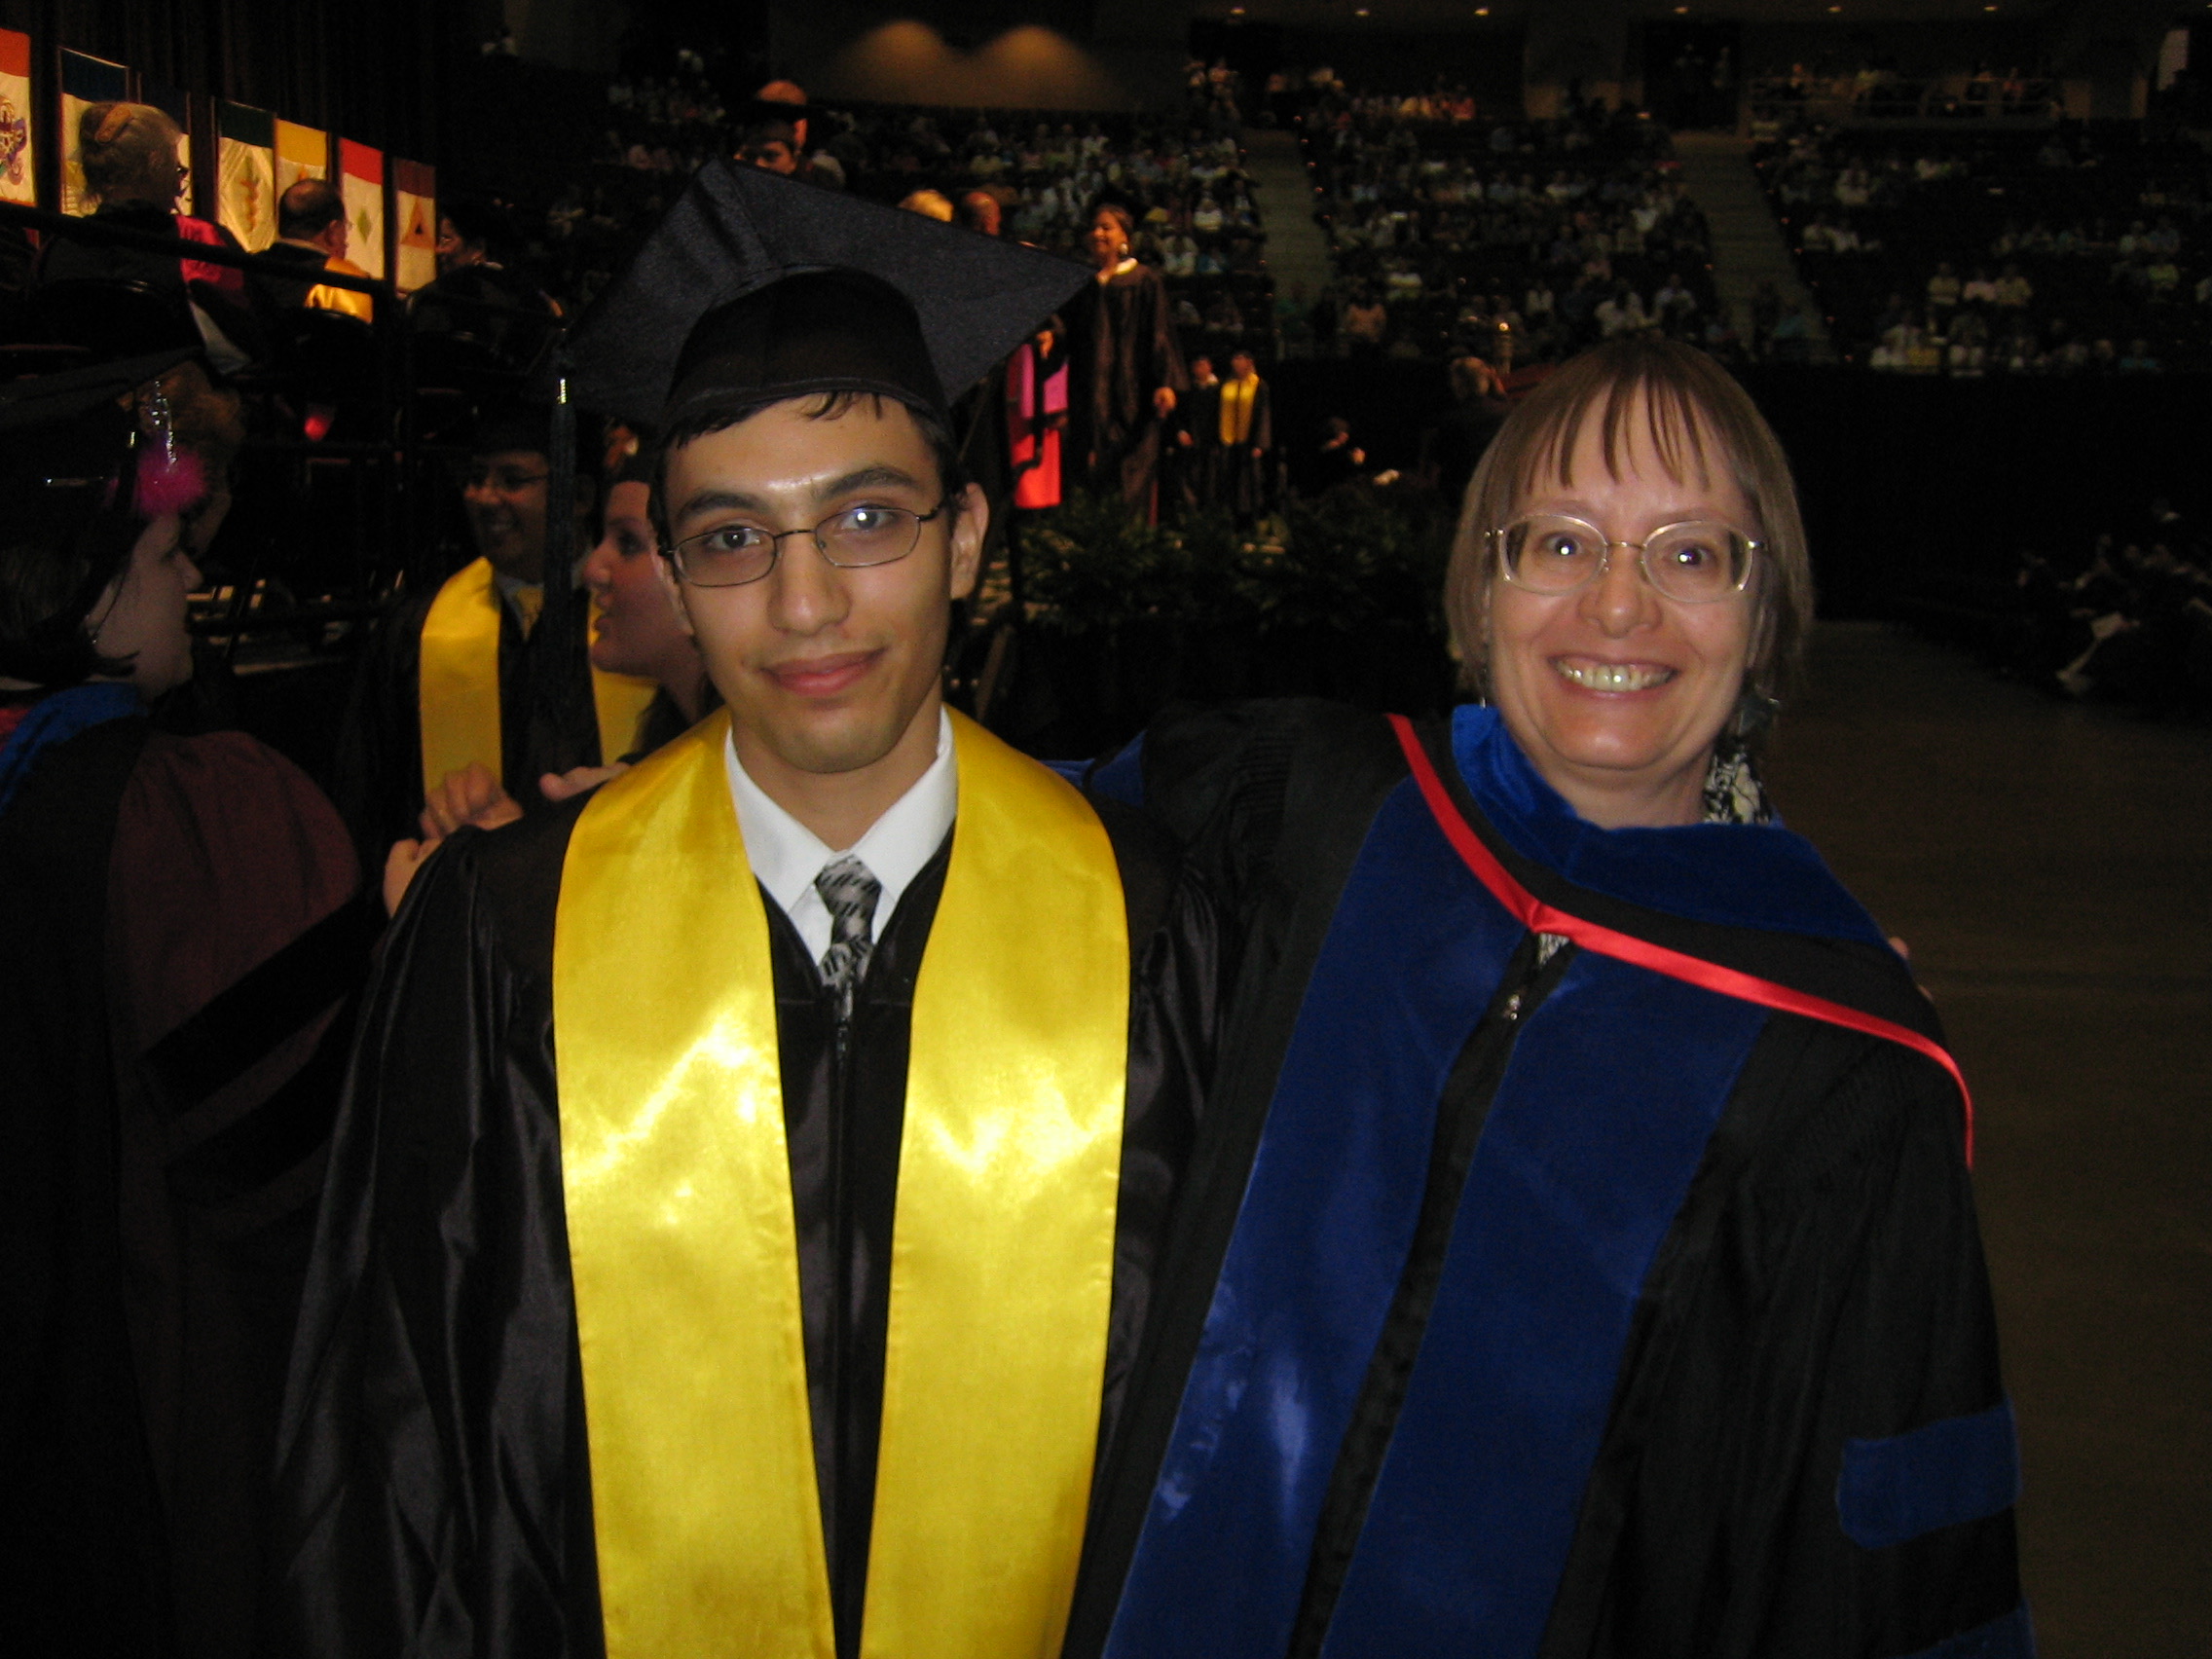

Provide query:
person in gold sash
left=1213, top=348, right=1273, bottom=528
left=271, top=163, right=1222, bottom=1659
left=327, top=403, right=657, bottom=869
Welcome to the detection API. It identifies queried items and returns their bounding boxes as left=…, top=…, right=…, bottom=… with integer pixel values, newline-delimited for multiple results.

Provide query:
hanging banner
left=340, top=138, right=386, bottom=280
left=393, top=156, right=436, bottom=294
left=0, top=29, right=34, bottom=206
left=142, top=81, right=193, bottom=212
left=218, top=100, right=276, bottom=251
left=58, top=48, right=129, bottom=216
left=275, top=118, right=327, bottom=196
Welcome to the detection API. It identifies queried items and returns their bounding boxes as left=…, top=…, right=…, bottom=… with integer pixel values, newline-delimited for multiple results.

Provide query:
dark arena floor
left=1765, top=623, right=2211, bottom=1656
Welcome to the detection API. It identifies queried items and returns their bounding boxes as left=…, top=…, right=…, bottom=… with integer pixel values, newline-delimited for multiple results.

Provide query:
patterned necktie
left=814, top=854, right=882, bottom=1019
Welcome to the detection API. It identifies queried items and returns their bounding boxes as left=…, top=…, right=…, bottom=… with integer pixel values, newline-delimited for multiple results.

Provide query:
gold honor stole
left=552, top=708, right=1129, bottom=1659
left=416, top=556, right=658, bottom=797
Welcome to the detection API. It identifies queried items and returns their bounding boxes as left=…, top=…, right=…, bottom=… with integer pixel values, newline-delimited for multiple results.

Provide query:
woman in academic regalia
left=1068, top=203, right=1186, bottom=519
left=0, top=355, right=372, bottom=1659
left=1072, top=340, right=2028, bottom=1659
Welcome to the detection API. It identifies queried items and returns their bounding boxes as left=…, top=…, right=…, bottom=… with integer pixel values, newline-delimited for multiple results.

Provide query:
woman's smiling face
left=1484, top=391, right=1761, bottom=829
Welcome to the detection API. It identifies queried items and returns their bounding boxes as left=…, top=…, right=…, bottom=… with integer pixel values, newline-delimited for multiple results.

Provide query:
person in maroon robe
left=0, top=352, right=374, bottom=1659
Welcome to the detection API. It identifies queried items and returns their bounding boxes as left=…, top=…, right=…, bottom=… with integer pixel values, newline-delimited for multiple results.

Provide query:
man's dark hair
left=439, top=200, right=513, bottom=259
left=649, top=390, right=967, bottom=553
left=278, top=178, right=345, bottom=240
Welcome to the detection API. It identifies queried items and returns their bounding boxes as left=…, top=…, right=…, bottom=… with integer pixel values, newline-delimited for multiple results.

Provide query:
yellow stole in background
left=552, top=708, right=1129, bottom=1659
left=416, top=556, right=658, bottom=797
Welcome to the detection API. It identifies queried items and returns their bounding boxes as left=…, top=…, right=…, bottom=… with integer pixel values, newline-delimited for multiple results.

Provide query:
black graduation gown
left=1, top=710, right=373, bottom=1659
left=1069, top=266, right=1186, bottom=510
left=1063, top=699, right=2025, bottom=1659
left=327, top=577, right=605, bottom=872
left=1214, top=379, right=1273, bottom=521
left=1172, top=382, right=1222, bottom=511
left=267, top=786, right=1223, bottom=1659
left=246, top=242, right=338, bottom=315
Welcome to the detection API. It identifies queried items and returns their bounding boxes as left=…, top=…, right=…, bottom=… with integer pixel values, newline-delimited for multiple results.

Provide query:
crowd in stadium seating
left=1747, top=60, right=2061, bottom=127
left=1758, top=120, right=2212, bottom=373
left=2004, top=501, right=2212, bottom=711
left=517, top=60, right=1272, bottom=366
left=1295, top=87, right=1725, bottom=367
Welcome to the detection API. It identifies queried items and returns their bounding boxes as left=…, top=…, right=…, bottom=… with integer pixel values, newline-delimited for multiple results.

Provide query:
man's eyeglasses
left=669, top=499, right=953, bottom=588
left=1490, top=514, right=1759, bottom=605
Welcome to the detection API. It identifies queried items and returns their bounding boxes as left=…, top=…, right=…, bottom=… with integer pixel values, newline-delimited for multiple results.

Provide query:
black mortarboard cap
left=0, top=347, right=195, bottom=437
left=565, top=162, right=1088, bottom=428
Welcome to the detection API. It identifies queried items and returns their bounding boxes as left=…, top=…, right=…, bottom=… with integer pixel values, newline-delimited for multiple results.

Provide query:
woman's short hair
left=78, top=102, right=182, bottom=204
left=1090, top=202, right=1136, bottom=240
left=1443, top=337, right=1814, bottom=734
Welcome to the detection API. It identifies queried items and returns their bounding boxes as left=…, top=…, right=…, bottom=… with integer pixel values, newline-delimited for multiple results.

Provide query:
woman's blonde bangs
left=1443, top=338, right=1815, bottom=730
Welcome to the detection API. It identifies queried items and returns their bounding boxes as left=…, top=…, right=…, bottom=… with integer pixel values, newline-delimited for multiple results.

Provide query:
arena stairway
left=1670, top=131, right=1835, bottom=362
left=1242, top=127, right=1336, bottom=318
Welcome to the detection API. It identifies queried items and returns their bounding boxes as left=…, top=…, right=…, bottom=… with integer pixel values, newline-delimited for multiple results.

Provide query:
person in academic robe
left=326, top=402, right=658, bottom=871
left=0, top=353, right=373, bottom=1659
left=1213, top=349, right=1272, bottom=527
left=382, top=449, right=718, bottom=912
left=247, top=179, right=375, bottom=322
left=1171, top=352, right=1222, bottom=515
left=1068, top=202, right=1186, bottom=518
left=1007, top=317, right=1069, bottom=512
left=268, top=162, right=1222, bottom=1659
left=1063, top=339, right=2028, bottom=1659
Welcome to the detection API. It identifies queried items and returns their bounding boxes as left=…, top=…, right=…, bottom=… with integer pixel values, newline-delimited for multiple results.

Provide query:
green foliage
left=1015, top=486, right=1456, bottom=643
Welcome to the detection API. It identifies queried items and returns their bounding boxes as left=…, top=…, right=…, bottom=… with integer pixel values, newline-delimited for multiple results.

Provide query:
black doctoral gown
left=1068, top=265, right=1187, bottom=511
left=327, top=576, right=606, bottom=871
left=1061, top=699, right=2025, bottom=1659
left=268, top=786, right=1222, bottom=1659
left=1, top=706, right=373, bottom=1659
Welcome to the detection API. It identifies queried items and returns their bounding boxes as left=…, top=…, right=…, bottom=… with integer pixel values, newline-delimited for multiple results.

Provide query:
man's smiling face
left=660, top=395, right=982, bottom=799
left=461, top=449, right=551, bottom=580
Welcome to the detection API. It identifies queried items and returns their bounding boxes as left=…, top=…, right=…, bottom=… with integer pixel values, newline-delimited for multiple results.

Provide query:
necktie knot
left=814, top=854, right=882, bottom=1016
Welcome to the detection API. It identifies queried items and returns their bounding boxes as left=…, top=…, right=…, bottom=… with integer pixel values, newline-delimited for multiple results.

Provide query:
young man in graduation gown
left=1060, top=343, right=2026, bottom=1659
left=269, top=163, right=1221, bottom=1659
left=327, top=405, right=657, bottom=869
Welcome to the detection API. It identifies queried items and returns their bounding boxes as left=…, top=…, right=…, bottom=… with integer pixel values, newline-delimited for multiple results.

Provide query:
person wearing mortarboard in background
left=378, top=443, right=721, bottom=915
left=0, top=350, right=376, bottom=1659
left=268, top=162, right=1223, bottom=1659
left=324, top=400, right=659, bottom=874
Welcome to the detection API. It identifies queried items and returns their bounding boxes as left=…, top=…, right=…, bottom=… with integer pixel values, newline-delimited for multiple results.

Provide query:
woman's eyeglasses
left=1491, top=514, right=1758, bottom=605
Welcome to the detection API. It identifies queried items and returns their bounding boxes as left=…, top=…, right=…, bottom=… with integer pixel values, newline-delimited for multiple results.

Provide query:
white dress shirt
left=723, top=710, right=957, bottom=965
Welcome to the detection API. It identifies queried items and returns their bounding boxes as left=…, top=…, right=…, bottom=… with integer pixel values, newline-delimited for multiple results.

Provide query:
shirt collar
left=723, top=708, right=957, bottom=930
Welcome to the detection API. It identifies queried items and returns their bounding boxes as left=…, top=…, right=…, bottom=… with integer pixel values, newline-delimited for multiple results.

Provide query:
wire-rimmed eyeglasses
left=1490, top=513, right=1759, bottom=605
left=668, top=498, right=953, bottom=588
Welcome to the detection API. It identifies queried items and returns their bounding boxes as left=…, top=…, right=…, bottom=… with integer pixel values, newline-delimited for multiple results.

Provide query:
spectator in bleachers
left=1762, top=119, right=2212, bottom=373
left=1343, top=287, right=1388, bottom=358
